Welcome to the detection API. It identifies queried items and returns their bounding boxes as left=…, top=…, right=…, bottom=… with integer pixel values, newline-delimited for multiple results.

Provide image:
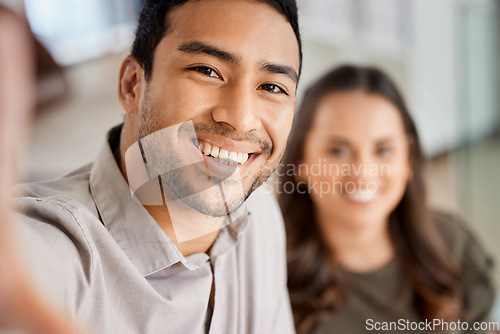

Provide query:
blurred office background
left=1, top=0, right=499, bottom=286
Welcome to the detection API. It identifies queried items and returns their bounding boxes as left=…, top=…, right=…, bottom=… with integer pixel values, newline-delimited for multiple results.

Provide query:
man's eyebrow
left=178, top=41, right=241, bottom=65
left=260, top=61, right=299, bottom=85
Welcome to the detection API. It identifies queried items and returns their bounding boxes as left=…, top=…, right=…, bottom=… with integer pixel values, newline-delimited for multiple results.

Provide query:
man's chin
left=161, top=174, right=248, bottom=216
left=182, top=194, right=247, bottom=218
left=159, top=156, right=278, bottom=218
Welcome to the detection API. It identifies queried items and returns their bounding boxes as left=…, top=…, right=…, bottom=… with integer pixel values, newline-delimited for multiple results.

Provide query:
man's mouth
left=197, top=141, right=252, bottom=166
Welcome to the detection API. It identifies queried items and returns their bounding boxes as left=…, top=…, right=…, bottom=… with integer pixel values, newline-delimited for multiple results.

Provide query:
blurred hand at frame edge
left=0, top=6, right=88, bottom=334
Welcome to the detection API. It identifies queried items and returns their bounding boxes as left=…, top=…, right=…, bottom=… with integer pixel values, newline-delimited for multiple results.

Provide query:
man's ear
left=118, top=56, right=144, bottom=115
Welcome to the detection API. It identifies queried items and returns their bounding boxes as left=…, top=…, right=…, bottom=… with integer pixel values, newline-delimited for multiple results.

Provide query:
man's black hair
left=131, top=0, right=302, bottom=81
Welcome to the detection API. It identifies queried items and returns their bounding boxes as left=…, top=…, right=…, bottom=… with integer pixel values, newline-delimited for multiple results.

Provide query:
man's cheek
left=269, top=105, right=293, bottom=134
left=157, top=84, right=210, bottom=121
left=278, top=107, right=294, bottom=135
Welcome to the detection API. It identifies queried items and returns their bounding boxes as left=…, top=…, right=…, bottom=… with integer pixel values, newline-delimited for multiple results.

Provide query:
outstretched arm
left=0, top=7, right=86, bottom=334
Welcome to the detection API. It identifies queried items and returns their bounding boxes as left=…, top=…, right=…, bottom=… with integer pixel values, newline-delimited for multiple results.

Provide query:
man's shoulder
left=16, top=163, right=100, bottom=215
left=15, top=163, right=103, bottom=269
left=13, top=164, right=106, bottom=308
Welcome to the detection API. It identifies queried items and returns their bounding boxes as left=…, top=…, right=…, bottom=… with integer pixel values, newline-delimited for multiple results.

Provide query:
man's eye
left=190, top=66, right=221, bottom=79
left=260, top=84, right=287, bottom=95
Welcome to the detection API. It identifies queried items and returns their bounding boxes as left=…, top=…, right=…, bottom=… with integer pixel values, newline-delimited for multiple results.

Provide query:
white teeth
left=210, top=146, right=220, bottom=157
left=197, top=142, right=251, bottom=165
left=228, top=152, right=237, bottom=161
left=346, top=191, right=377, bottom=202
left=219, top=149, right=229, bottom=159
left=203, top=143, right=212, bottom=156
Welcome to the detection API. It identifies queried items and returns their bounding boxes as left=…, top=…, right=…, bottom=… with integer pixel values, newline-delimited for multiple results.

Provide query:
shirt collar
left=89, top=125, right=249, bottom=276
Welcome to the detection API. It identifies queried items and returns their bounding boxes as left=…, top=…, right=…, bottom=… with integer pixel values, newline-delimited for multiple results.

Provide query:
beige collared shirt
left=14, top=125, right=295, bottom=334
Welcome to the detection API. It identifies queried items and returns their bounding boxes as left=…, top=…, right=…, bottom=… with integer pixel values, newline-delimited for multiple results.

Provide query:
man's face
left=131, top=0, right=300, bottom=213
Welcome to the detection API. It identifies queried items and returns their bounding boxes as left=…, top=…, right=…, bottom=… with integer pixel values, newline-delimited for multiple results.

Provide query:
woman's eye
left=329, top=147, right=349, bottom=157
left=260, top=84, right=287, bottom=95
left=190, top=66, right=221, bottom=79
left=377, top=146, right=392, bottom=155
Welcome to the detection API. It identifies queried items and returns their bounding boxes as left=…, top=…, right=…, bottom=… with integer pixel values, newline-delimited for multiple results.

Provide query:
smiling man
left=9, top=0, right=302, bottom=333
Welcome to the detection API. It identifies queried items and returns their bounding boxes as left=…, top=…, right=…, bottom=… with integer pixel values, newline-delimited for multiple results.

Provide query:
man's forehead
left=161, top=0, right=300, bottom=72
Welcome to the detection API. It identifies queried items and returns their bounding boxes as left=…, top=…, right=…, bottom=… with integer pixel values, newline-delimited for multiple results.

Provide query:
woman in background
left=280, top=65, right=495, bottom=333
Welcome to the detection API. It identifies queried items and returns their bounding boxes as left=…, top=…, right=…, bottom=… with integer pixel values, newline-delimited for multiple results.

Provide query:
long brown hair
left=280, top=65, right=462, bottom=333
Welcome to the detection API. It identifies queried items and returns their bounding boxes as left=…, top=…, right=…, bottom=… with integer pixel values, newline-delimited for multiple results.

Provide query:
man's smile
left=192, top=133, right=263, bottom=169
left=198, top=141, right=249, bottom=165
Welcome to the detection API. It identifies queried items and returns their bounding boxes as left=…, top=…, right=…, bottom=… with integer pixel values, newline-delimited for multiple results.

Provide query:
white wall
left=297, top=0, right=499, bottom=157
left=407, top=0, right=459, bottom=156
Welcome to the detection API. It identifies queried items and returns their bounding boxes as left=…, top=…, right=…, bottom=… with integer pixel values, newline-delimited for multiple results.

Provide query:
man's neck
left=116, top=125, right=221, bottom=257
left=144, top=205, right=220, bottom=257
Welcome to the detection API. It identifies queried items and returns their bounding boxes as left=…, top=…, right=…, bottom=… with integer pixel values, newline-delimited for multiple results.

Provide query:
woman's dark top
left=308, top=212, right=496, bottom=334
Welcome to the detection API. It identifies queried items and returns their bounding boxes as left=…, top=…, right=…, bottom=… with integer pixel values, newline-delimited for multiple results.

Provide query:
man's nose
left=211, top=82, right=261, bottom=133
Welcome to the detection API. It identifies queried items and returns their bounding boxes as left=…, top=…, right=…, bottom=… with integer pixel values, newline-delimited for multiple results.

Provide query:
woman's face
left=300, top=91, right=412, bottom=227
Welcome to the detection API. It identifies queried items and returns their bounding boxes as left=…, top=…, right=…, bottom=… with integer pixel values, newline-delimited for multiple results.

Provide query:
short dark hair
left=131, top=0, right=302, bottom=81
